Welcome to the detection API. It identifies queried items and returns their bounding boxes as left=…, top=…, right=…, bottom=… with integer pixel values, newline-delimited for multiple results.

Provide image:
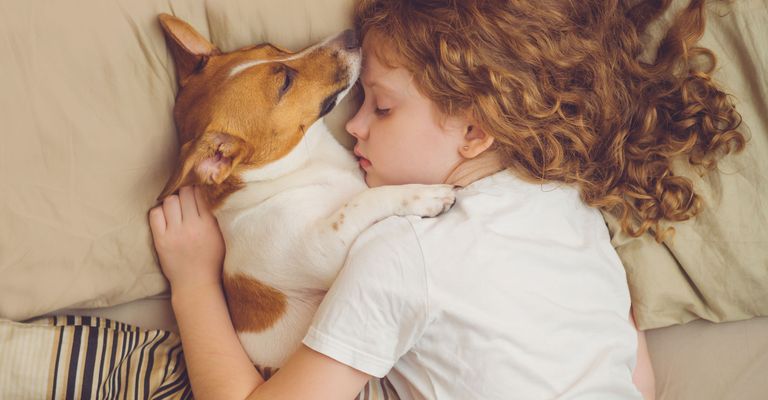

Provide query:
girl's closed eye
left=374, top=106, right=390, bottom=116
left=372, top=95, right=394, bottom=117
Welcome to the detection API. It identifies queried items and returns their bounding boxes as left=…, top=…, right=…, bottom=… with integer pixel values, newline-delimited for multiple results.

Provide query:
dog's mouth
left=318, top=63, right=359, bottom=119
left=319, top=88, right=344, bottom=118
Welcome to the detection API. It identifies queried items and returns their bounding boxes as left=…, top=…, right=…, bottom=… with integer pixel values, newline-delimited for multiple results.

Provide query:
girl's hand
left=148, top=185, right=225, bottom=297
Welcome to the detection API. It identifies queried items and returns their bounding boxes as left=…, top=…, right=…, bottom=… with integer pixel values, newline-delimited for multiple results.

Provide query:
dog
left=156, top=14, right=455, bottom=368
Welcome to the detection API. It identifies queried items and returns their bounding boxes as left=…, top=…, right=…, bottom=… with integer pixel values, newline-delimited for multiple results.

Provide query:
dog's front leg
left=329, top=184, right=456, bottom=239
left=299, top=184, right=456, bottom=287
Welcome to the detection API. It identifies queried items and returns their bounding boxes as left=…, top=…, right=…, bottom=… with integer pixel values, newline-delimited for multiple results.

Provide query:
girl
left=149, top=0, right=744, bottom=399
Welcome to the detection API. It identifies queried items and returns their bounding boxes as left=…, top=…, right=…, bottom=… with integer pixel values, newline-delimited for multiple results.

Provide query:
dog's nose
left=333, top=29, right=359, bottom=50
left=342, top=29, right=359, bottom=50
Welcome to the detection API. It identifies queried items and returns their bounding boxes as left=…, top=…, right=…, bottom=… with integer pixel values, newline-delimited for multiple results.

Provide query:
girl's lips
left=358, top=157, right=371, bottom=169
left=354, top=146, right=371, bottom=169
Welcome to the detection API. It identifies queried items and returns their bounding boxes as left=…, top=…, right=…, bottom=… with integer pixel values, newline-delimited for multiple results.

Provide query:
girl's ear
left=459, top=124, right=495, bottom=159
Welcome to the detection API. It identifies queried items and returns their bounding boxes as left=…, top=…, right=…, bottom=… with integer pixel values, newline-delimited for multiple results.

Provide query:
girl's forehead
left=360, top=56, right=412, bottom=95
left=361, top=46, right=410, bottom=83
left=361, top=48, right=387, bottom=75
left=360, top=33, right=418, bottom=95
left=361, top=32, right=402, bottom=70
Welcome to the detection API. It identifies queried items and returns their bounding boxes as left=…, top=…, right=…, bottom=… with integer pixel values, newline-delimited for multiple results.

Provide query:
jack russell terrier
left=156, top=14, right=455, bottom=369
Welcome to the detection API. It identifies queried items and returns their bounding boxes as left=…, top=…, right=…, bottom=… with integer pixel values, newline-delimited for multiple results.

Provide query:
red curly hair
left=354, top=0, right=746, bottom=242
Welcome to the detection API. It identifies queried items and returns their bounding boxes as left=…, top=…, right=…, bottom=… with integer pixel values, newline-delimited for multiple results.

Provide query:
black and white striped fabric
left=0, top=315, right=191, bottom=399
left=0, top=315, right=399, bottom=399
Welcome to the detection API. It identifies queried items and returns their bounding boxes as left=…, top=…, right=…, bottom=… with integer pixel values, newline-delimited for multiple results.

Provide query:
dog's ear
left=158, top=13, right=220, bottom=87
left=157, top=133, right=252, bottom=201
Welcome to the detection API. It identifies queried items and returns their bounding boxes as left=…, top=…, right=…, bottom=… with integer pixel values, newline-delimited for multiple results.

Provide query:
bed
left=1, top=0, right=766, bottom=398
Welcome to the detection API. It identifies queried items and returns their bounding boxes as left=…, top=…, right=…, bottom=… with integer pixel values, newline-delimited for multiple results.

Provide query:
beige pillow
left=0, top=0, right=355, bottom=320
left=603, top=0, right=768, bottom=329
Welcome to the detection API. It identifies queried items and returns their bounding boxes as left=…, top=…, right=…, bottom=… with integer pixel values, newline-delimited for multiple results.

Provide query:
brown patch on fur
left=331, top=212, right=346, bottom=231
left=223, top=273, right=287, bottom=333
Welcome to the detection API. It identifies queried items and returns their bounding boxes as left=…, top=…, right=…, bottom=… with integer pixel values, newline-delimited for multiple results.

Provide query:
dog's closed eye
left=278, top=65, right=296, bottom=99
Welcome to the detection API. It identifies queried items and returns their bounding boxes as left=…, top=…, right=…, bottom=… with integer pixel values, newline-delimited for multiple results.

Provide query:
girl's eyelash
left=356, top=82, right=391, bottom=116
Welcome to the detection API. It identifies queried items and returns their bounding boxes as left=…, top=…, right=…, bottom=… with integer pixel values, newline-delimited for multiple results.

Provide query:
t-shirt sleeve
left=302, top=216, right=429, bottom=378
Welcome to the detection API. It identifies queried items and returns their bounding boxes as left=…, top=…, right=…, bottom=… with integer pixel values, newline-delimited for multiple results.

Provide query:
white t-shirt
left=303, top=170, right=642, bottom=399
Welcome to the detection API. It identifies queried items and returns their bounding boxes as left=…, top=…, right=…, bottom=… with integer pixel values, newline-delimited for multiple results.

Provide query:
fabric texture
left=0, top=315, right=191, bottom=400
left=646, top=316, right=768, bottom=400
left=305, top=171, right=642, bottom=400
left=0, top=315, right=400, bottom=400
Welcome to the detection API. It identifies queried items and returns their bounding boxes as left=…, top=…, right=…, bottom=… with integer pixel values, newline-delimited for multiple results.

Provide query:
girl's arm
left=149, top=186, right=371, bottom=400
left=630, top=309, right=656, bottom=400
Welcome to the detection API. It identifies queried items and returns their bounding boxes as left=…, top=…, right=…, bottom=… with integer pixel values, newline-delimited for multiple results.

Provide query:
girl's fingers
left=162, top=195, right=182, bottom=227
left=194, top=185, right=213, bottom=217
left=179, top=185, right=200, bottom=218
left=148, top=206, right=166, bottom=234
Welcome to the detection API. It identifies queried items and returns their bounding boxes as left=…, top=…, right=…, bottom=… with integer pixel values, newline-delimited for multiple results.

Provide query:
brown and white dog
left=156, top=14, right=455, bottom=368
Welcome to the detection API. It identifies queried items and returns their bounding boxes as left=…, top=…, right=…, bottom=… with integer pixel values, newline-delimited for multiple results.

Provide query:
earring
left=462, top=145, right=470, bottom=151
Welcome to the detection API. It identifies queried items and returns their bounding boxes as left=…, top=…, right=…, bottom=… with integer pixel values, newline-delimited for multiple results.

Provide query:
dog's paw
left=392, top=184, right=457, bottom=218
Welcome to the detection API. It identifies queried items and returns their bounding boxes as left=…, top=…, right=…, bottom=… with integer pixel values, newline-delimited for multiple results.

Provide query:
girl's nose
left=345, top=107, right=369, bottom=140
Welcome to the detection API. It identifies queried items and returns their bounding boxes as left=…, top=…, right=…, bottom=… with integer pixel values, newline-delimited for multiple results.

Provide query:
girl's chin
left=363, top=172, right=385, bottom=188
left=363, top=174, right=375, bottom=188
